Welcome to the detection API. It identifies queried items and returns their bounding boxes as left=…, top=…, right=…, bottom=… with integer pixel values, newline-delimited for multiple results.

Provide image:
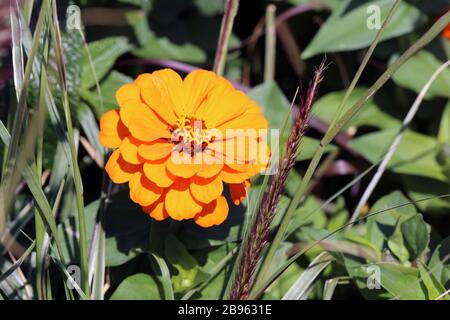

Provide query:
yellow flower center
left=171, top=115, right=215, bottom=155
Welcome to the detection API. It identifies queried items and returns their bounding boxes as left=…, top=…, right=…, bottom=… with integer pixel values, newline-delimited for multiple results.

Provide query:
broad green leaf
left=287, top=195, right=328, bottom=236
left=302, top=0, right=425, bottom=58
left=80, top=37, right=132, bottom=89
left=344, top=256, right=392, bottom=299
left=366, top=191, right=417, bottom=251
left=391, top=50, right=450, bottom=100
left=193, top=244, right=236, bottom=299
left=417, top=263, right=448, bottom=300
left=428, top=236, right=450, bottom=290
left=177, top=200, right=247, bottom=249
left=103, top=192, right=152, bottom=267
left=248, top=81, right=291, bottom=134
left=349, top=129, right=447, bottom=181
left=194, top=0, right=224, bottom=16
left=133, top=39, right=207, bottom=64
left=127, top=10, right=206, bottom=64
left=327, top=197, right=349, bottom=232
left=288, top=0, right=341, bottom=9
left=312, top=87, right=399, bottom=129
left=80, top=71, right=133, bottom=118
left=401, top=214, right=429, bottom=261
left=387, top=222, right=410, bottom=263
left=377, top=263, right=426, bottom=300
left=165, top=234, right=208, bottom=293
left=110, top=273, right=162, bottom=300
left=402, top=175, right=450, bottom=215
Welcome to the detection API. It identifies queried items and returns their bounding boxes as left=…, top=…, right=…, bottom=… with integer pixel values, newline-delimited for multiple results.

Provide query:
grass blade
left=282, top=251, right=333, bottom=300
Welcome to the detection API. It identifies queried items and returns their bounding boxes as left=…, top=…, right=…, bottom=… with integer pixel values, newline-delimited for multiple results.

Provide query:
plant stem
left=213, top=0, right=239, bottom=76
left=264, top=4, right=276, bottom=83
left=50, top=1, right=90, bottom=297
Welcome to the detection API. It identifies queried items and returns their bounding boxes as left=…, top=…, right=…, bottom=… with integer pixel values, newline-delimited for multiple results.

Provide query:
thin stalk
left=91, top=171, right=110, bottom=299
left=252, top=10, right=450, bottom=297
left=3, top=0, right=49, bottom=181
left=213, top=0, right=239, bottom=76
left=329, top=0, right=403, bottom=130
left=264, top=4, right=276, bottom=83
left=50, top=1, right=89, bottom=296
left=34, top=24, right=50, bottom=300
left=348, top=60, right=450, bottom=227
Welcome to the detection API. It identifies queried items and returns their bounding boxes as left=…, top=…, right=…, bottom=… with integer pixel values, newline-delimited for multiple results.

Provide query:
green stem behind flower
left=213, top=0, right=240, bottom=76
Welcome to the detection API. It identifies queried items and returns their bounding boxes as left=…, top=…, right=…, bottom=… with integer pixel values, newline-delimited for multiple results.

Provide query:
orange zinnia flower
left=443, top=22, right=450, bottom=40
left=99, top=69, right=269, bottom=227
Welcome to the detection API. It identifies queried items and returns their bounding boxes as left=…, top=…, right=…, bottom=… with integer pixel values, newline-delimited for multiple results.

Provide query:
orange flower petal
left=218, top=101, right=268, bottom=132
left=116, top=83, right=141, bottom=107
left=219, top=165, right=251, bottom=184
left=120, top=100, right=171, bottom=142
left=166, top=152, right=201, bottom=178
left=182, top=69, right=216, bottom=115
left=119, top=137, right=142, bottom=165
left=200, top=87, right=248, bottom=128
left=99, top=110, right=129, bottom=148
left=194, top=196, right=229, bottom=228
left=152, top=69, right=185, bottom=113
left=139, top=72, right=179, bottom=126
left=143, top=198, right=168, bottom=221
left=190, top=175, right=223, bottom=204
left=196, top=151, right=224, bottom=178
left=138, top=140, right=174, bottom=161
left=229, top=180, right=250, bottom=205
left=105, top=149, right=139, bottom=184
left=129, top=171, right=163, bottom=207
left=165, top=179, right=202, bottom=220
left=143, top=161, right=175, bottom=188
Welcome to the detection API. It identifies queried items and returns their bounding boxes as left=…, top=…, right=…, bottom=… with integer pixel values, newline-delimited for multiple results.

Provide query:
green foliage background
left=1, top=0, right=450, bottom=300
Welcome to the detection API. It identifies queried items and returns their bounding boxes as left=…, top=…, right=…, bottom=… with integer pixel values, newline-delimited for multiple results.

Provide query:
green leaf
left=127, top=10, right=206, bottom=64
left=344, top=256, right=392, bottom=299
left=377, top=263, right=427, bottom=300
left=387, top=222, right=410, bottom=263
left=428, top=236, right=450, bottom=290
left=110, top=273, right=162, bottom=300
left=248, top=81, right=291, bottom=132
left=81, top=36, right=132, bottom=89
left=402, top=175, right=450, bottom=215
left=103, top=192, right=152, bottom=267
left=165, top=234, right=208, bottom=293
left=80, top=71, right=133, bottom=118
left=400, top=214, right=429, bottom=261
left=366, top=191, right=417, bottom=251
left=417, top=263, right=448, bottom=300
left=302, top=0, right=425, bottom=58
left=327, top=197, right=349, bottom=232
left=349, top=128, right=447, bottom=181
left=391, top=50, right=450, bottom=100
left=312, top=87, right=399, bottom=129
